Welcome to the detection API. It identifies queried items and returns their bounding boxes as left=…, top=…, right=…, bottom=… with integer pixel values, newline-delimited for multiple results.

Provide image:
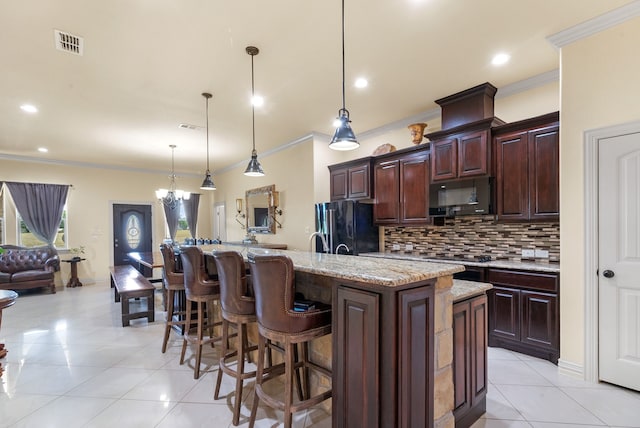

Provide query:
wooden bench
left=109, top=265, right=155, bottom=327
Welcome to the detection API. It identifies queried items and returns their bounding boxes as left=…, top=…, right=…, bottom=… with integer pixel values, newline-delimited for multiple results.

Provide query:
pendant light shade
left=329, top=108, right=358, bottom=150
left=244, top=46, right=265, bottom=177
left=244, top=149, right=264, bottom=177
left=330, top=0, right=359, bottom=151
left=200, top=92, right=216, bottom=190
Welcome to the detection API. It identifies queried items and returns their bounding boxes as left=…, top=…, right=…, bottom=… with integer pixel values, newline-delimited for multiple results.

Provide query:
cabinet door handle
left=603, top=270, right=615, bottom=278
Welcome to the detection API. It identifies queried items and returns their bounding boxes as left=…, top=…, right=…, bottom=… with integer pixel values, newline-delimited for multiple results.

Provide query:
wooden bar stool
left=179, top=246, right=222, bottom=379
left=247, top=253, right=332, bottom=428
left=211, top=250, right=260, bottom=425
left=159, top=244, right=187, bottom=353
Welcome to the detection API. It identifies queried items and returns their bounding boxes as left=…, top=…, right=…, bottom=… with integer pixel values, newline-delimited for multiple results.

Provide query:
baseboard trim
left=558, top=359, right=584, bottom=379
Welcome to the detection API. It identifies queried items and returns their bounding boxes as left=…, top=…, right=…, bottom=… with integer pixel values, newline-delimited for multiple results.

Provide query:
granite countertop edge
left=359, top=252, right=560, bottom=273
left=200, top=244, right=464, bottom=287
left=452, top=279, right=493, bottom=302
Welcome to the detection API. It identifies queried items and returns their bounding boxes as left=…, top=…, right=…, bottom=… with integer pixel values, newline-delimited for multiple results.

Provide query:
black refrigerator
left=314, top=200, right=379, bottom=255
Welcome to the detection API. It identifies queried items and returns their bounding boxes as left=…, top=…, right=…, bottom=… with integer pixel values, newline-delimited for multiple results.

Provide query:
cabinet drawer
left=487, top=269, right=558, bottom=293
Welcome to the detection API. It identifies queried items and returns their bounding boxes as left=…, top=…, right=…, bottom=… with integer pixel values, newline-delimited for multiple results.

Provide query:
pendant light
left=200, top=92, right=216, bottom=190
left=329, top=0, right=359, bottom=151
left=244, top=46, right=265, bottom=177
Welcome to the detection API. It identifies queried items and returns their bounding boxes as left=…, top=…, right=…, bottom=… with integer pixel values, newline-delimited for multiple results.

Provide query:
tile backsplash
left=383, top=215, right=559, bottom=262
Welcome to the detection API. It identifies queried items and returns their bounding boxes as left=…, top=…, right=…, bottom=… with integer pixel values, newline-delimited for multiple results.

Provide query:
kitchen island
left=199, top=244, right=472, bottom=428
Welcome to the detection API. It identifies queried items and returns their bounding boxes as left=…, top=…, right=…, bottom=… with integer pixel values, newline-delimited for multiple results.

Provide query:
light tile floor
left=0, top=284, right=639, bottom=427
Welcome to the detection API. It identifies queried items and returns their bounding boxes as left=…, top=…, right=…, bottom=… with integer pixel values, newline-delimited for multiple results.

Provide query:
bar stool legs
left=215, top=316, right=255, bottom=425
left=179, top=298, right=219, bottom=379
left=162, top=288, right=187, bottom=353
left=249, top=329, right=331, bottom=428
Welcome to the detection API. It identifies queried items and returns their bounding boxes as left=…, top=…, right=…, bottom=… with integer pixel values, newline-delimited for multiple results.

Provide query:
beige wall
left=212, top=136, right=318, bottom=251
left=0, top=158, right=209, bottom=285
left=559, top=16, right=640, bottom=367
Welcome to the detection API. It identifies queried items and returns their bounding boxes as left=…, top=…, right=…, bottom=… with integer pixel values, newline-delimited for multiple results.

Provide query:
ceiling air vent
left=178, top=123, right=198, bottom=130
left=54, top=29, right=84, bottom=56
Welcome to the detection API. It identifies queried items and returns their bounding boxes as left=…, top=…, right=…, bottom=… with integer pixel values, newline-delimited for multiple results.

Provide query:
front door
left=598, top=131, right=640, bottom=391
left=113, top=203, right=153, bottom=273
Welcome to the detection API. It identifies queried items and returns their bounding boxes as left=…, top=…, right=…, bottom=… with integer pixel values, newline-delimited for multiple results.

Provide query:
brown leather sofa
left=0, top=245, right=60, bottom=293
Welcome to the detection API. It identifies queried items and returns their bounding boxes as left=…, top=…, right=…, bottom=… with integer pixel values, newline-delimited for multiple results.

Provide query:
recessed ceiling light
left=20, top=104, right=38, bottom=113
left=251, top=95, right=264, bottom=107
left=491, top=53, right=510, bottom=66
left=354, top=77, right=368, bottom=88
left=38, top=147, right=48, bottom=153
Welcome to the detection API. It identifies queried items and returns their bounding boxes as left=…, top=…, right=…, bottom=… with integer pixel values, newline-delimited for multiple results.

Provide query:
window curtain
left=163, top=203, right=180, bottom=242
left=183, top=193, right=200, bottom=239
left=6, top=182, right=69, bottom=245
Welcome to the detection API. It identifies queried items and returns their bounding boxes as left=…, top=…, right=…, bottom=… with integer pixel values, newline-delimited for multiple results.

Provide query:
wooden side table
left=0, top=289, right=18, bottom=378
left=63, top=258, right=86, bottom=288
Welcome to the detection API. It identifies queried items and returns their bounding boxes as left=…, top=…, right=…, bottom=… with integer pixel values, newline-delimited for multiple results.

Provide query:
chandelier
left=155, top=144, right=190, bottom=209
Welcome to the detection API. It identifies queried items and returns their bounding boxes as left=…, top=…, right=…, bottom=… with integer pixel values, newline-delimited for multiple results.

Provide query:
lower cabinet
left=487, top=269, right=559, bottom=363
left=453, top=294, right=488, bottom=428
left=333, top=282, right=435, bottom=428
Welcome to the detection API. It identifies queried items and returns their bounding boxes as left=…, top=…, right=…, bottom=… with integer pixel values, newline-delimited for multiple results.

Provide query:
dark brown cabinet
left=487, top=268, right=559, bottom=363
left=431, top=130, right=490, bottom=182
left=333, top=281, right=435, bottom=428
left=373, top=147, right=430, bottom=225
left=453, top=294, right=488, bottom=428
left=329, top=157, right=375, bottom=201
left=494, top=112, right=560, bottom=222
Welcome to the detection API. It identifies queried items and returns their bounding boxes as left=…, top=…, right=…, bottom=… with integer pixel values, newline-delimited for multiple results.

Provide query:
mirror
left=246, top=184, right=276, bottom=234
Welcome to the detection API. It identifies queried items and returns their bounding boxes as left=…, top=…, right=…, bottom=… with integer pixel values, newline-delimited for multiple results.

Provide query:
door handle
left=603, top=270, right=615, bottom=278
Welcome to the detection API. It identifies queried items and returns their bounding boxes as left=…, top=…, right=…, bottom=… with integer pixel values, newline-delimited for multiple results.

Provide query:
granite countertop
left=452, top=279, right=493, bottom=302
left=360, top=252, right=560, bottom=274
left=199, top=244, right=464, bottom=287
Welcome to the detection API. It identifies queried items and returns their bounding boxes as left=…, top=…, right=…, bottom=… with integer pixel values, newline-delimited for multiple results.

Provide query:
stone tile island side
left=201, top=244, right=469, bottom=428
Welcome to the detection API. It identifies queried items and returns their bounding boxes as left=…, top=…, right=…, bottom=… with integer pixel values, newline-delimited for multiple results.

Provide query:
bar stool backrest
left=160, top=244, right=183, bottom=290
left=248, top=253, right=320, bottom=334
left=180, top=246, right=219, bottom=300
left=212, top=251, right=254, bottom=316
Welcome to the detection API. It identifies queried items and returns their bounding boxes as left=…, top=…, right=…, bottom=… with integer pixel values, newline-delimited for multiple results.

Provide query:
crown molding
left=547, top=0, right=640, bottom=48
left=216, top=132, right=319, bottom=174
left=496, top=69, right=559, bottom=98
left=0, top=152, right=200, bottom=178
left=358, top=108, right=441, bottom=141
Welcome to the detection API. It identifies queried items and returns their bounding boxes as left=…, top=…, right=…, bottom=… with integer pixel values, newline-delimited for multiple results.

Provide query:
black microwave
left=429, top=177, right=493, bottom=217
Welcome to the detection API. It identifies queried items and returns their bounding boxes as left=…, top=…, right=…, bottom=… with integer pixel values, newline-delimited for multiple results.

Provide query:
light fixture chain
left=205, top=95, right=210, bottom=170
left=251, top=53, right=256, bottom=152
left=341, top=0, right=346, bottom=111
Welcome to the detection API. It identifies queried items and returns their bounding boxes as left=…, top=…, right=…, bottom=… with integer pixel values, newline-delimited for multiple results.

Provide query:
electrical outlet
left=405, top=243, right=414, bottom=252
left=392, top=244, right=401, bottom=251
left=535, top=249, right=549, bottom=258
left=521, top=249, right=535, bottom=258
left=304, top=226, right=310, bottom=234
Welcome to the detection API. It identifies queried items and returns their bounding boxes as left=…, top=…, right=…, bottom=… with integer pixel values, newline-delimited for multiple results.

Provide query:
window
left=164, top=202, right=192, bottom=243
left=17, top=206, right=68, bottom=248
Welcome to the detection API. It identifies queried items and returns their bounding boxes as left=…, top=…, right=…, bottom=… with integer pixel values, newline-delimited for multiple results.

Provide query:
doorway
left=585, top=121, right=640, bottom=391
left=213, top=202, right=226, bottom=242
left=112, top=203, right=153, bottom=274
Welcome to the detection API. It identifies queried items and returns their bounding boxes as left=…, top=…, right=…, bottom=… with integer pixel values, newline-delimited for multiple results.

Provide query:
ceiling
left=0, top=0, right=633, bottom=176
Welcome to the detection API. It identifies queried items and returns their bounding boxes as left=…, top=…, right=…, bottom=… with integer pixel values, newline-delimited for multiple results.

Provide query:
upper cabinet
left=493, top=112, right=560, bottom=222
left=329, top=157, right=375, bottom=201
left=373, top=146, right=430, bottom=225
left=430, top=128, right=493, bottom=182
left=426, top=83, right=504, bottom=183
